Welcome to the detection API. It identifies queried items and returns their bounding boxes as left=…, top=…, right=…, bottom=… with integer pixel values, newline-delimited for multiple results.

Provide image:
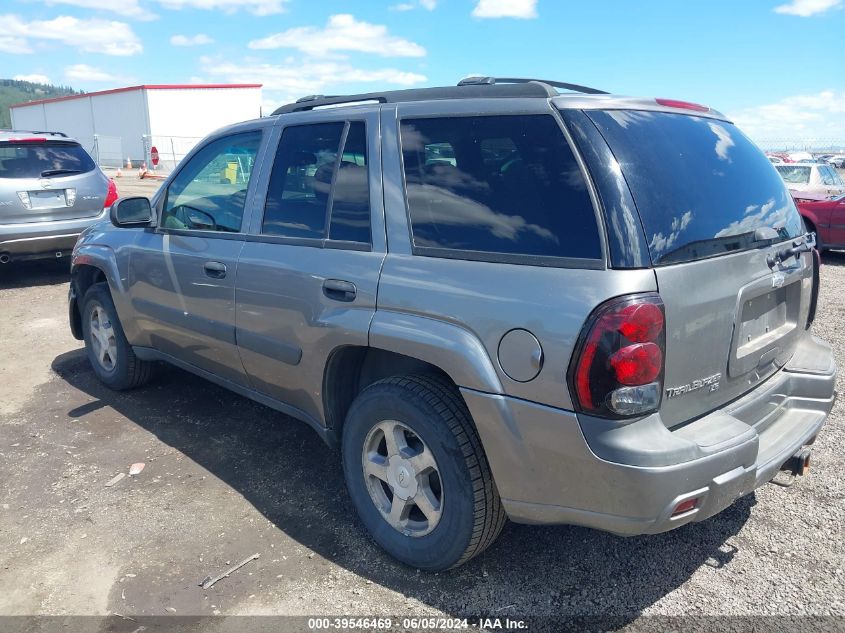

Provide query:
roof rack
left=0, top=129, right=68, bottom=138
left=272, top=76, right=608, bottom=115
left=457, top=76, right=607, bottom=95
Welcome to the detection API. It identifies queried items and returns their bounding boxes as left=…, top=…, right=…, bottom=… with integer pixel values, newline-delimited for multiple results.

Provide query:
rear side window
left=587, top=110, right=804, bottom=265
left=819, top=165, right=844, bottom=186
left=399, top=115, right=601, bottom=261
left=0, top=142, right=96, bottom=179
left=263, top=121, right=371, bottom=243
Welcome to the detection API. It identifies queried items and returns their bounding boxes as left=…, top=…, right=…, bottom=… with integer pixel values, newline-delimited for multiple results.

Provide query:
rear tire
left=81, top=282, right=153, bottom=390
left=341, top=375, right=506, bottom=570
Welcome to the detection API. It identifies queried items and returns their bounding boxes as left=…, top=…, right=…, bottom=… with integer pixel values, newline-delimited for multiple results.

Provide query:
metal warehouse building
left=10, top=84, right=263, bottom=170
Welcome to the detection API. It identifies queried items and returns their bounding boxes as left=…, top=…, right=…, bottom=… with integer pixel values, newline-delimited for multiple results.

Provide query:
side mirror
left=110, top=197, right=154, bottom=227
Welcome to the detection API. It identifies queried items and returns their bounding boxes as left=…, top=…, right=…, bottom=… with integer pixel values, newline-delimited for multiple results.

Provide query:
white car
left=775, top=162, right=845, bottom=197
left=827, top=155, right=845, bottom=169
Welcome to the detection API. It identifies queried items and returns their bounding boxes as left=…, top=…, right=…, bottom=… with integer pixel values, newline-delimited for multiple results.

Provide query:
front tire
left=81, top=282, right=153, bottom=390
left=341, top=375, right=506, bottom=570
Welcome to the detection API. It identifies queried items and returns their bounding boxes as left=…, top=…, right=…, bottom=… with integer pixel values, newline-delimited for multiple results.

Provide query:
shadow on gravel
left=51, top=348, right=753, bottom=621
left=0, top=257, right=70, bottom=289
left=821, top=250, right=845, bottom=267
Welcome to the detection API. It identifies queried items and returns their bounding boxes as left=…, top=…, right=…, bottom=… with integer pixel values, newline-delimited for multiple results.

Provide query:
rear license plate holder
left=29, top=190, right=66, bottom=209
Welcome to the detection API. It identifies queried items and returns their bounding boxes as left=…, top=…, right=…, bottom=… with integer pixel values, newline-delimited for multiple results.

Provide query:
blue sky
left=3, top=0, right=844, bottom=141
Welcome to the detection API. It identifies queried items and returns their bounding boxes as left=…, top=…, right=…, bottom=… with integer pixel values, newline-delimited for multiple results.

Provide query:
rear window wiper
left=767, top=234, right=813, bottom=268
left=40, top=169, right=82, bottom=177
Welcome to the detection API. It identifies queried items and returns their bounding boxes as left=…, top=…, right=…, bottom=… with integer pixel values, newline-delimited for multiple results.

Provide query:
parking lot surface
left=0, top=198, right=843, bottom=628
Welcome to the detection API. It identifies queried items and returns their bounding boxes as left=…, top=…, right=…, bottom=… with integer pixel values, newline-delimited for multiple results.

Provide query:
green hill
left=0, top=79, right=82, bottom=128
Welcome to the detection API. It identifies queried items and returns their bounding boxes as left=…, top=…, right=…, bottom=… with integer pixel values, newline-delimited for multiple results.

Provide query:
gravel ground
left=0, top=241, right=843, bottom=632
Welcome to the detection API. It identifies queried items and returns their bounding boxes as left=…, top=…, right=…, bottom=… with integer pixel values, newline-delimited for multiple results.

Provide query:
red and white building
left=10, top=84, right=263, bottom=168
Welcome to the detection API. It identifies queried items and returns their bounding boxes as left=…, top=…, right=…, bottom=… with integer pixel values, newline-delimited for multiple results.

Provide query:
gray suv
left=67, top=78, right=836, bottom=570
left=0, top=130, right=117, bottom=264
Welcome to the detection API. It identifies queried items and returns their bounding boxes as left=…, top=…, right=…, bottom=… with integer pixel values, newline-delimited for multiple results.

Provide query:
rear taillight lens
left=104, top=179, right=119, bottom=209
left=569, top=294, right=666, bottom=419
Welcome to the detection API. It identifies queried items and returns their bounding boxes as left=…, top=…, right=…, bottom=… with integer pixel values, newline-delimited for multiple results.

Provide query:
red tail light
left=569, top=294, right=666, bottom=418
left=104, top=179, right=119, bottom=209
left=655, top=98, right=710, bottom=113
left=3, top=137, right=48, bottom=143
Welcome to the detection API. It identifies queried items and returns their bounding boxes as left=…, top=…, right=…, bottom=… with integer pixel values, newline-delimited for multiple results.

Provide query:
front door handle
left=203, top=261, right=227, bottom=279
left=323, top=279, right=356, bottom=302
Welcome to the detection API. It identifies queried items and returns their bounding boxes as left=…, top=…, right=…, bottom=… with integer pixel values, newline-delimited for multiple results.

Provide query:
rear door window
left=586, top=110, right=804, bottom=265
left=399, top=115, right=601, bottom=262
left=262, top=121, right=372, bottom=244
left=0, top=142, right=96, bottom=179
left=329, top=122, right=371, bottom=244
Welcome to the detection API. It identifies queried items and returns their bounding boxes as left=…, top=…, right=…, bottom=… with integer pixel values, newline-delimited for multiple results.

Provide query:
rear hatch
left=585, top=109, right=813, bottom=427
left=0, top=139, right=107, bottom=224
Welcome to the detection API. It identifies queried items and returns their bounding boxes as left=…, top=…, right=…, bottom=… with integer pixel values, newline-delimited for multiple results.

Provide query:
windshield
left=585, top=110, right=804, bottom=265
left=0, top=142, right=96, bottom=179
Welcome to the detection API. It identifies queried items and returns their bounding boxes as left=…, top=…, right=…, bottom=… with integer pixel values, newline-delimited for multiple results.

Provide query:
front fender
left=368, top=311, right=503, bottom=394
left=71, top=244, right=140, bottom=342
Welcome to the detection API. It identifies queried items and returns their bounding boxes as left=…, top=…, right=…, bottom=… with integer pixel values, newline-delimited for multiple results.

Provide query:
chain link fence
left=82, top=134, right=204, bottom=175
left=755, top=139, right=845, bottom=153
left=141, top=135, right=204, bottom=175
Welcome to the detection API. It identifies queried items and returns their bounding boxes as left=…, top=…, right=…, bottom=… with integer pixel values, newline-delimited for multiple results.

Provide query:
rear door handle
left=323, top=279, right=356, bottom=302
left=203, top=261, right=227, bottom=279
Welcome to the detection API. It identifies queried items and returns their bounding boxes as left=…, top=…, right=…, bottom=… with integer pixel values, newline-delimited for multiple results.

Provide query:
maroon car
left=793, top=191, right=845, bottom=250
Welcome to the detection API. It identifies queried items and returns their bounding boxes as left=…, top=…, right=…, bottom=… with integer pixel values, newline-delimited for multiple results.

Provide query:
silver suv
left=67, top=78, right=836, bottom=570
left=0, top=130, right=117, bottom=264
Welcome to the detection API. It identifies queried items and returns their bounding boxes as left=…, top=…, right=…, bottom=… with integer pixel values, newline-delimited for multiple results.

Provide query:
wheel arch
left=323, top=345, right=457, bottom=435
left=70, top=245, right=137, bottom=341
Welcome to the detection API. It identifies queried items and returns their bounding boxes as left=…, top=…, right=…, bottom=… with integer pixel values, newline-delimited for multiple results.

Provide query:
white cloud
left=248, top=14, right=426, bottom=58
left=774, top=0, right=842, bottom=16
left=729, top=90, right=845, bottom=145
left=1, top=14, right=142, bottom=56
left=64, top=64, right=121, bottom=82
left=13, top=74, right=52, bottom=84
left=390, top=0, right=437, bottom=9
left=472, top=0, right=537, bottom=18
left=0, top=36, right=34, bottom=54
left=200, top=56, right=427, bottom=107
left=170, top=33, right=214, bottom=46
left=708, top=121, right=736, bottom=161
left=156, top=0, right=288, bottom=15
left=40, top=0, right=157, bottom=21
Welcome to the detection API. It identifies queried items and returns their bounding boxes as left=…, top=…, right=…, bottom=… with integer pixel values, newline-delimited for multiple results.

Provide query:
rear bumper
left=0, top=211, right=107, bottom=260
left=463, top=334, right=836, bottom=535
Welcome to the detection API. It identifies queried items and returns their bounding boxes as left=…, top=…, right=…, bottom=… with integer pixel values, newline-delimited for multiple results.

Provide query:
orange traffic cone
left=115, top=168, right=122, bottom=178
left=125, top=157, right=132, bottom=169
left=138, top=163, right=148, bottom=179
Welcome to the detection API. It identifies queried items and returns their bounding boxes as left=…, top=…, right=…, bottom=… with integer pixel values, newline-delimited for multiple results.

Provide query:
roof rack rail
left=271, top=76, right=608, bottom=115
left=457, top=76, right=608, bottom=95
left=1, top=129, right=69, bottom=137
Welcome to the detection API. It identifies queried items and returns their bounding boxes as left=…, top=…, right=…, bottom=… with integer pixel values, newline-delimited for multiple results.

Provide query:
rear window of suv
left=399, top=115, right=601, bottom=263
left=586, top=110, right=804, bottom=266
left=0, top=142, right=96, bottom=179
